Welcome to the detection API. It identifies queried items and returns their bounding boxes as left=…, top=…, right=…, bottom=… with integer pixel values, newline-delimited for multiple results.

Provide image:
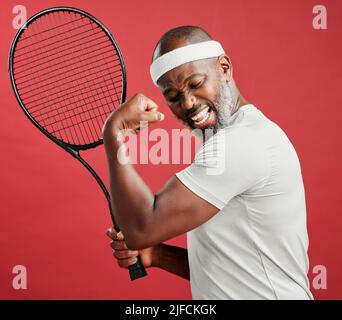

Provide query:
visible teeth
left=195, top=111, right=210, bottom=125
left=191, top=107, right=209, bottom=121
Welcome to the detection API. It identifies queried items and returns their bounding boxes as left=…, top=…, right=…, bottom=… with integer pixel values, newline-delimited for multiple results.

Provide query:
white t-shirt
left=176, top=104, right=313, bottom=300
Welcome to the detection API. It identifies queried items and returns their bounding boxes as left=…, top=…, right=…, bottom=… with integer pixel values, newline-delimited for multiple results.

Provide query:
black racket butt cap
left=128, top=260, right=147, bottom=281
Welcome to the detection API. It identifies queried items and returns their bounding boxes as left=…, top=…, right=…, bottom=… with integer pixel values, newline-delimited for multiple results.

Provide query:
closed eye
left=190, top=81, right=203, bottom=89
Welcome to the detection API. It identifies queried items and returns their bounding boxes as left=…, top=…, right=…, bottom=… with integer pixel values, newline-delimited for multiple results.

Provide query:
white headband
left=150, top=40, right=225, bottom=85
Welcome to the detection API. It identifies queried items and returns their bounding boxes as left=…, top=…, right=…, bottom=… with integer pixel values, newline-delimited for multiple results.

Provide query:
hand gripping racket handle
left=128, top=257, right=147, bottom=280
left=112, top=225, right=147, bottom=281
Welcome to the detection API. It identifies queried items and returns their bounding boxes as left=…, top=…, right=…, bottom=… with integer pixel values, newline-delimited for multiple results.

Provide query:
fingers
left=113, top=248, right=139, bottom=259
left=136, top=93, right=165, bottom=123
left=106, top=227, right=124, bottom=240
left=143, top=95, right=159, bottom=111
left=110, top=239, right=128, bottom=250
left=116, top=257, right=138, bottom=268
left=141, top=109, right=164, bottom=123
left=106, top=227, right=138, bottom=269
left=144, top=96, right=163, bottom=120
left=112, top=246, right=138, bottom=268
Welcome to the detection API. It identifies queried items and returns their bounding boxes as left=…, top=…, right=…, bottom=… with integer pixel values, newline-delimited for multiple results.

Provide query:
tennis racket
left=9, top=6, right=147, bottom=281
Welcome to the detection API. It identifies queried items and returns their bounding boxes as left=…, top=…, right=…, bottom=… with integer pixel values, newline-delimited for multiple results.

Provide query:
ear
left=217, top=54, right=233, bottom=83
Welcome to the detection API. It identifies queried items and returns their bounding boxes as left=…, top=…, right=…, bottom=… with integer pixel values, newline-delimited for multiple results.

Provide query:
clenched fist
left=102, top=93, right=164, bottom=135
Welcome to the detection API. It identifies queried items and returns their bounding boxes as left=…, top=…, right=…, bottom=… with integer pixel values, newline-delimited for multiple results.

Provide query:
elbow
left=118, top=205, right=158, bottom=250
left=125, top=240, right=146, bottom=251
left=124, top=236, right=149, bottom=250
left=123, top=230, right=156, bottom=250
left=118, top=200, right=159, bottom=250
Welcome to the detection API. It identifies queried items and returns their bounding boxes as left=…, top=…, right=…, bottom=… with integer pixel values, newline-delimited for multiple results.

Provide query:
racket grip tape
left=128, top=257, right=147, bottom=280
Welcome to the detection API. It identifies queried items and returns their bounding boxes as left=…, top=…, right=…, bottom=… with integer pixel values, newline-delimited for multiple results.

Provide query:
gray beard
left=179, top=77, right=241, bottom=139
left=213, top=78, right=241, bottom=132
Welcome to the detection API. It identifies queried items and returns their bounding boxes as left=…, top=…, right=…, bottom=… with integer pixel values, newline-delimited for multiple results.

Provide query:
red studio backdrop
left=0, top=0, right=341, bottom=300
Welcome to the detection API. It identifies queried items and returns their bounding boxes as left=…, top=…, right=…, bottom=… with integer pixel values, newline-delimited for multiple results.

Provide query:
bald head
left=152, top=26, right=213, bottom=62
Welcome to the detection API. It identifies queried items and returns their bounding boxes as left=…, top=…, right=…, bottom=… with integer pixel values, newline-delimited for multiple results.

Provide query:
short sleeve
left=176, top=128, right=270, bottom=210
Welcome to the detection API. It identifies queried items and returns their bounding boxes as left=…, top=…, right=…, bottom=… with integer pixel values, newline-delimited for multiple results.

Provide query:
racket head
left=9, top=6, right=127, bottom=151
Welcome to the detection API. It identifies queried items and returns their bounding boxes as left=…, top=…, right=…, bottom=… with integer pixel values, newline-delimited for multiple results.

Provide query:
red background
left=0, top=0, right=341, bottom=299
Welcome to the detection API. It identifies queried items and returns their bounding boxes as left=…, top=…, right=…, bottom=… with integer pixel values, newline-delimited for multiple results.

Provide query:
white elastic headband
left=150, top=40, right=225, bottom=85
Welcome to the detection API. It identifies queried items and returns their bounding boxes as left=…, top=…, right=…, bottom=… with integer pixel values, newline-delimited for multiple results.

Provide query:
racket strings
left=14, top=30, right=108, bottom=75
left=16, top=30, right=102, bottom=68
left=30, top=71, right=122, bottom=116
left=18, top=52, right=120, bottom=97
left=32, top=12, right=95, bottom=144
left=16, top=16, right=85, bottom=44
left=15, top=20, right=94, bottom=58
left=13, top=10, right=124, bottom=146
left=35, top=12, right=87, bottom=144
left=35, top=77, right=122, bottom=124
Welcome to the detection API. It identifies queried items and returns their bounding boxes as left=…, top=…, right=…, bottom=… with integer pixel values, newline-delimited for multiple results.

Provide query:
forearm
left=103, top=128, right=155, bottom=247
left=152, top=244, right=190, bottom=280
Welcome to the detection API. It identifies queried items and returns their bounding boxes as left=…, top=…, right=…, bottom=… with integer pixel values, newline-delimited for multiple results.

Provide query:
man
left=103, top=26, right=313, bottom=300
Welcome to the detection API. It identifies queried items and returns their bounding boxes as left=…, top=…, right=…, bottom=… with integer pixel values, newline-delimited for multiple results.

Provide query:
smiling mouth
left=189, top=106, right=211, bottom=126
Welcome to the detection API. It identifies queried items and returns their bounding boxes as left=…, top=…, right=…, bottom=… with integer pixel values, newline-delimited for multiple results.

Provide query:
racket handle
left=128, top=257, right=147, bottom=280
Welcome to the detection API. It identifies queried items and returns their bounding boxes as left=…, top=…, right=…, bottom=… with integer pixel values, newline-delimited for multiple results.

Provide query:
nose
left=181, top=92, right=196, bottom=110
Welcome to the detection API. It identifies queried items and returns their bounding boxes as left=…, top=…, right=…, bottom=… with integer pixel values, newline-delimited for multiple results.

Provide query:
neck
left=213, top=79, right=249, bottom=133
left=225, top=79, right=241, bottom=115
left=230, top=83, right=248, bottom=116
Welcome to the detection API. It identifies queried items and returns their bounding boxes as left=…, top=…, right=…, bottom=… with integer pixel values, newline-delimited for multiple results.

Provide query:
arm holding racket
left=102, top=93, right=219, bottom=250
left=106, top=229, right=190, bottom=280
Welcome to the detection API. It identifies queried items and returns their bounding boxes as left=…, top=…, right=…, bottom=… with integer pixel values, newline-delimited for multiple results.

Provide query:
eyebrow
left=162, top=73, right=205, bottom=95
